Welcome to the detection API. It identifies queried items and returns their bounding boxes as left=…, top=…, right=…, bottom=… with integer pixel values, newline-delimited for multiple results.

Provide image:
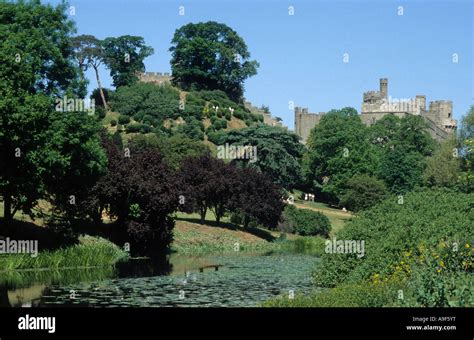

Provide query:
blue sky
left=50, top=0, right=473, bottom=129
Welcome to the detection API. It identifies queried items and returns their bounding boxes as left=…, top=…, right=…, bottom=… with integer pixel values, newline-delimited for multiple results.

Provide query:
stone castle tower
left=294, top=78, right=457, bottom=143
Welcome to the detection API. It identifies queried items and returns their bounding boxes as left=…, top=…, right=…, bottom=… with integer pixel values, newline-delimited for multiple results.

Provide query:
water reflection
left=0, top=253, right=319, bottom=307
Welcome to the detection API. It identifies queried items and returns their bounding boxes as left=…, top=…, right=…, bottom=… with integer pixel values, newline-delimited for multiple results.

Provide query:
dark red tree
left=230, top=167, right=285, bottom=229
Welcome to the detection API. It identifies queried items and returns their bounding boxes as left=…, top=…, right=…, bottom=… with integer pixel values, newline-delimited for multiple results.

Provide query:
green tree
left=304, top=108, right=377, bottom=203
left=458, top=106, right=474, bottom=192
left=169, top=21, right=259, bottom=101
left=102, top=35, right=154, bottom=88
left=71, top=35, right=109, bottom=110
left=339, top=174, right=389, bottom=212
left=217, top=124, right=304, bottom=189
left=378, top=146, right=424, bottom=194
left=423, top=138, right=461, bottom=188
left=129, top=134, right=210, bottom=170
left=0, top=1, right=105, bottom=224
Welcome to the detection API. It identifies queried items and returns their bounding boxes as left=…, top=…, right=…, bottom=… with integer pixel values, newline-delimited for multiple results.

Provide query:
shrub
left=110, top=82, right=180, bottom=125
left=110, top=119, right=117, bottom=127
left=125, top=123, right=142, bottom=133
left=314, top=189, right=473, bottom=288
left=282, top=205, right=331, bottom=237
left=207, top=131, right=226, bottom=144
left=225, top=111, right=232, bottom=120
left=118, top=115, right=131, bottom=125
left=95, top=106, right=106, bottom=119
left=339, top=174, right=389, bottom=212
left=233, top=110, right=245, bottom=120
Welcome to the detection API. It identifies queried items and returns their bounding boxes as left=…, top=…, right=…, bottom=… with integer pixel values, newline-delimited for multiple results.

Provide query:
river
left=0, top=252, right=320, bottom=307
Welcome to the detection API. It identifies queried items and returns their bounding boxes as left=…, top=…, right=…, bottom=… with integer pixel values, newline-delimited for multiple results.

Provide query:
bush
left=110, top=119, right=117, bottom=127
left=207, top=130, right=226, bottom=144
left=339, top=174, right=389, bottom=212
left=110, top=82, right=180, bottom=125
left=125, top=123, right=142, bottom=133
left=95, top=106, right=106, bottom=119
left=314, top=189, right=473, bottom=289
left=118, top=115, right=131, bottom=125
left=282, top=205, right=331, bottom=237
left=233, top=110, right=244, bottom=120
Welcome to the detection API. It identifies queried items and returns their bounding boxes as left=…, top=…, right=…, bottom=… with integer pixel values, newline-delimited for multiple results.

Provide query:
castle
left=244, top=100, right=283, bottom=127
left=137, top=72, right=172, bottom=85
left=295, top=78, right=457, bottom=144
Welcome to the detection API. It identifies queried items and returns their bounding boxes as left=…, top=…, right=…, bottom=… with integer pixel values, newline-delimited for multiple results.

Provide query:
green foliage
left=263, top=280, right=401, bottom=307
left=458, top=107, right=474, bottom=193
left=339, top=174, right=389, bottom=212
left=125, top=123, right=151, bottom=134
left=102, top=35, right=154, bottom=88
left=283, top=205, right=331, bottom=237
left=218, top=124, right=304, bottom=189
left=304, top=108, right=377, bottom=202
left=110, top=119, right=117, bottom=126
left=110, top=82, right=180, bottom=123
left=90, top=87, right=112, bottom=107
left=118, top=114, right=131, bottom=125
left=377, top=145, right=424, bottom=194
left=128, top=134, right=210, bottom=170
left=423, top=138, right=462, bottom=188
left=169, top=21, right=259, bottom=101
left=313, top=189, right=473, bottom=289
left=0, top=236, right=128, bottom=271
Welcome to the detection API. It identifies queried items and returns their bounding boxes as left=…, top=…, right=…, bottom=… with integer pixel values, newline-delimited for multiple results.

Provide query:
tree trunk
left=243, top=215, right=250, bottom=229
left=3, top=194, right=13, bottom=226
left=93, top=65, right=108, bottom=111
left=200, top=207, right=206, bottom=223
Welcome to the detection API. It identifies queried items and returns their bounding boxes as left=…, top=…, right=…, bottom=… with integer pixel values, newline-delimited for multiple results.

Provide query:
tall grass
left=0, top=236, right=129, bottom=272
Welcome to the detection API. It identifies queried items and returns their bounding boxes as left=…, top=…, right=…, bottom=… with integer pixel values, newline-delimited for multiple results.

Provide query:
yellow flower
left=437, top=268, right=442, bottom=273
left=439, top=261, right=445, bottom=267
left=465, top=244, right=471, bottom=249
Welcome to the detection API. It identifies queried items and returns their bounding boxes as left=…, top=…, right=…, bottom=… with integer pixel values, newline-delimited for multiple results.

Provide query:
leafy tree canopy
left=169, top=21, right=259, bottom=101
left=102, top=35, right=154, bottom=88
left=217, top=124, right=304, bottom=189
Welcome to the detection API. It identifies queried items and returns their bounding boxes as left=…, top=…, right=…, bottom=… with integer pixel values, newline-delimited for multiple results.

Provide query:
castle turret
left=380, top=78, right=388, bottom=99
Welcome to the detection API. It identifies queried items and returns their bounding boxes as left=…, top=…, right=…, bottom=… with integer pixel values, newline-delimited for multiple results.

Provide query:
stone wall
left=137, top=72, right=172, bottom=85
left=294, top=78, right=457, bottom=143
left=295, top=107, right=324, bottom=144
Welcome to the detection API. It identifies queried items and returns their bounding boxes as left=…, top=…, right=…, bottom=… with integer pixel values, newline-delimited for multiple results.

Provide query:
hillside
left=100, top=82, right=268, bottom=146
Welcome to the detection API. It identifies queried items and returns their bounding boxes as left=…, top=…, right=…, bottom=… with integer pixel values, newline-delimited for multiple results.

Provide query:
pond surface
left=1, top=253, right=320, bottom=307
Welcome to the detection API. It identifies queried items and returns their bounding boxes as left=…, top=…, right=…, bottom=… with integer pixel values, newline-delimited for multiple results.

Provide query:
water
left=1, top=253, right=320, bottom=307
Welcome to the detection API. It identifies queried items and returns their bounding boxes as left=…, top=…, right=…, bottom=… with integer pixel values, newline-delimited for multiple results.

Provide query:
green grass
left=171, top=220, right=278, bottom=255
left=0, top=236, right=129, bottom=272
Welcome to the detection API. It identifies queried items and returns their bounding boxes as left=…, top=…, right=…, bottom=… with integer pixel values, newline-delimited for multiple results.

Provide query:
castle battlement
left=137, top=71, right=172, bottom=85
left=294, top=78, right=456, bottom=144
